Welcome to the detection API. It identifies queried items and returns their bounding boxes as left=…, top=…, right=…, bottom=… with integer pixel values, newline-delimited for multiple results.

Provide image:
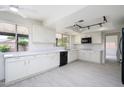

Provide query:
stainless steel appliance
left=122, top=28, right=124, bottom=84
left=81, top=37, right=92, bottom=44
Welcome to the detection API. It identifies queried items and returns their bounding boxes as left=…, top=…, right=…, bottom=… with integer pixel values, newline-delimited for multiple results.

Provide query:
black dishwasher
left=60, top=51, right=68, bottom=67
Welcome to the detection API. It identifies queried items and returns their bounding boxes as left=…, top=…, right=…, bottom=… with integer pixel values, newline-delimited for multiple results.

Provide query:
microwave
left=81, top=37, right=92, bottom=44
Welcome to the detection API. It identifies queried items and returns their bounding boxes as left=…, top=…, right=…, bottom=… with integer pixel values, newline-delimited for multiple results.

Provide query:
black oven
left=81, top=37, right=92, bottom=44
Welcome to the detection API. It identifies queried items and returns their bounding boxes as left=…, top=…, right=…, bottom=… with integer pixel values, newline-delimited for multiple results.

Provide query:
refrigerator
left=122, top=28, right=124, bottom=84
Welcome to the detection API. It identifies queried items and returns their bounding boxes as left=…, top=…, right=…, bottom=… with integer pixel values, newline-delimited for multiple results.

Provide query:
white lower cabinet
left=79, top=51, right=86, bottom=61
left=5, top=53, right=59, bottom=83
left=78, top=50, right=102, bottom=63
left=5, top=58, right=27, bottom=83
left=0, top=54, right=4, bottom=81
left=47, top=53, right=60, bottom=68
left=68, top=50, right=78, bottom=63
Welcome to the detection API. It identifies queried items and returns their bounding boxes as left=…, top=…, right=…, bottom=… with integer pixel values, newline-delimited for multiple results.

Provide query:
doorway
left=105, top=35, right=119, bottom=63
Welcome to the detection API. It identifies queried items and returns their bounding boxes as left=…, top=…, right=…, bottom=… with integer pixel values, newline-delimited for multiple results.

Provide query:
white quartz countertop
left=3, top=49, right=67, bottom=58
left=2, top=48, right=103, bottom=58
left=78, top=49, right=103, bottom=52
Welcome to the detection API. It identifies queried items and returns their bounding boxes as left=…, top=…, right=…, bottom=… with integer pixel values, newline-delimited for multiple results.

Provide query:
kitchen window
left=0, top=22, right=29, bottom=52
left=56, top=33, right=70, bottom=49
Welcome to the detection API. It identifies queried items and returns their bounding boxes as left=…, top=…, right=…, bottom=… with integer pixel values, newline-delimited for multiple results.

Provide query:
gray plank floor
left=2, top=61, right=124, bottom=87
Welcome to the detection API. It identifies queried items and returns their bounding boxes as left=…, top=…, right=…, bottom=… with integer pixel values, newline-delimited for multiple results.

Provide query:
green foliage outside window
left=56, top=35, right=69, bottom=49
left=7, top=36, right=15, bottom=40
left=0, top=45, right=10, bottom=52
left=18, top=40, right=28, bottom=46
left=18, top=37, right=28, bottom=46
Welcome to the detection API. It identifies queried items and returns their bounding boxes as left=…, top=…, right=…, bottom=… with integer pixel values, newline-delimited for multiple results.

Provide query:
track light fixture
left=103, top=16, right=107, bottom=22
left=66, top=16, right=108, bottom=31
left=99, top=23, right=102, bottom=27
left=77, top=16, right=107, bottom=30
left=87, top=26, right=90, bottom=29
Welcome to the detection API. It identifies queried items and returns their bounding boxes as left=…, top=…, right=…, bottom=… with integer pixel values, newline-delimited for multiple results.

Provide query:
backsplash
left=29, top=43, right=65, bottom=51
left=75, top=44, right=104, bottom=50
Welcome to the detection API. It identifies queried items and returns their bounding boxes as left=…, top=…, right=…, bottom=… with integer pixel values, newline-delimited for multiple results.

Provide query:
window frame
left=0, top=23, right=29, bottom=52
left=56, top=33, right=70, bottom=48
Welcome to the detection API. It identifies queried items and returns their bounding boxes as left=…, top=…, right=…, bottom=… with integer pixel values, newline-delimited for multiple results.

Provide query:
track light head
left=99, top=23, right=102, bottom=27
left=87, top=26, right=90, bottom=29
left=78, top=20, right=84, bottom=23
left=103, top=16, right=107, bottom=22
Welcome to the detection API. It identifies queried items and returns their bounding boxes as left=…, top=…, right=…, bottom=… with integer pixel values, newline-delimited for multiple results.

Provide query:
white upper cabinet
left=74, top=35, right=81, bottom=44
left=81, top=32, right=102, bottom=44
left=32, top=24, right=56, bottom=43
left=91, top=32, right=102, bottom=44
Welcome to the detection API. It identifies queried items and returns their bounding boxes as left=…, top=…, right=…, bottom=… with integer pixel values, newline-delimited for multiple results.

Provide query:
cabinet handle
left=16, top=57, right=20, bottom=59
left=28, top=61, right=30, bottom=64
left=24, top=61, right=26, bottom=65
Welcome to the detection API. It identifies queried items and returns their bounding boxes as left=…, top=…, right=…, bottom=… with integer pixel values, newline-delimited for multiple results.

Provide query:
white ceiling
left=0, top=5, right=124, bottom=34
left=55, top=5, right=124, bottom=33
left=0, top=5, right=86, bottom=24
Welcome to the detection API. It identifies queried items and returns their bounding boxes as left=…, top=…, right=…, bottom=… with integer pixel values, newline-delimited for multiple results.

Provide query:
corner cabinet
left=32, top=24, right=56, bottom=43
left=68, top=50, right=78, bottom=63
left=78, top=50, right=102, bottom=63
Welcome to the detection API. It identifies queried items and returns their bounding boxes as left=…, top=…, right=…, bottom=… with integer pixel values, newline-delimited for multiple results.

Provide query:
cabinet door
left=70, top=51, right=75, bottom=62
left=5, top=59, right=27, bottom=83
left=50, top=53, right=59, bottom=67
left=73, top=51, right=78, bottom=61
left=26, top=56, right=38, bottom=75
left=32, top=24, right=55, bottom=43
left=0, top=54, right=4, bottom=80
left=32, top=24, right=44, bottom=43
left=44, top=28, right=56, bottom=43
left=78, top=51, right=81, bottom=60
left=78, top=51, right=84, bottom=60
left=92, top=52, right=101, bottom=63
left=68, top=51, right=78, bottom=63
left=79, top=51, right=90, bottom=61
left=45, top=53, right=59, bottom=69
left=28, top=53, right=59, bottom=73
left=86, top=51, right=92, bottom=62
left=92, top=32, right=102, bottom=44
left=28, top=55, right=46, bottom=74
left=68, top=51, right=72, bottom=63
left=30, top=54, right=55, bottom=72
left=74, top=35, right=81, bottom=44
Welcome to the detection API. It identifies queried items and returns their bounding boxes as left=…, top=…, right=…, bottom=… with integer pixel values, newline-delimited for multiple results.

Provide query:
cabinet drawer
left=5, top=57, right=26, bottom=62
